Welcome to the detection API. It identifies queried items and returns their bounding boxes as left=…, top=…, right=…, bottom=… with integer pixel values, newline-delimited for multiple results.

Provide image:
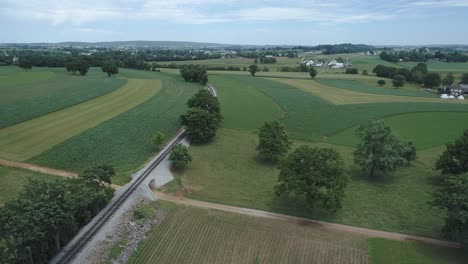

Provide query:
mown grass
left=367, top=238, right=468, bottom=264
left=0, top=79, right=160, bottom=161
left=0, top=66, right=126, bottom=128
left=128, top=204, right=369, bottom=264
left=0, top=166, right=61, bottom=205
left=328, top=112, right=468, bottom=150
left=174, top=128, right=449, bottom=238
left=30, top=70, right=199, bottom=185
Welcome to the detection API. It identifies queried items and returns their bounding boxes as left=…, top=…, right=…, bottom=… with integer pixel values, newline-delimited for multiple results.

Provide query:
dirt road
left=152, top=190, right=461, bottom=249
left=0, top=158, right=78, bottom=177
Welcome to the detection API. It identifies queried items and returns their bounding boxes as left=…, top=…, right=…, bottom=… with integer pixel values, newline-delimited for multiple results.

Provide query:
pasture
left=30, top=70, right=200, bottom=185
left=0, top=79, right=160, bottom=161
left=0, top=67, right=126, bottom=128
left=367, top=238, right=468, bottom=264
left=0, top=166, right=60, bottom=205
left=128, top=203, right=369, bottom=264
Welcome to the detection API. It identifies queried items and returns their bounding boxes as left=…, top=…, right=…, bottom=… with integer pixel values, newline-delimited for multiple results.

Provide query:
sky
left=1, top=0, right=468, bottom=45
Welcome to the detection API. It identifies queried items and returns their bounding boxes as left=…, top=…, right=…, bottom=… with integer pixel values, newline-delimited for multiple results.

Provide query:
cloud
left=409, top=0, right=468, bottom=7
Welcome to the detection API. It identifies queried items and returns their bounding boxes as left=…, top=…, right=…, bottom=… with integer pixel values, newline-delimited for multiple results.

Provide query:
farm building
left=445, top=84, right=468, bottom=96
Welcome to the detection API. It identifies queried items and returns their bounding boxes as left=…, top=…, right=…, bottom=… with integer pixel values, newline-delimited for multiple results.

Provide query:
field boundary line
left=152, top=190, right=461, bottom=249
left=0, top=158, right=79, bottom=178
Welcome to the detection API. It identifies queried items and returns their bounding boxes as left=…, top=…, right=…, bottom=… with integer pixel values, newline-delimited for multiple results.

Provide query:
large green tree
left=152, top=131, right=165, bottom=151
left=309, top=67, right=318, bottom=79
left=248, top=64, right=258, bottom=76
left=354, top=121, right=416, bottom=177
left=432, top=173, right=468, bottom=245
left=18, top=59, right=32, bottom=71
left=442, top=73, right=455, bottom=86
left=256, top=121, right=292, bottom=163
left=101, top=61, right=119, bottom=77
left=187, top=89, right=222, bottom=122
left=180, top=108, right=221, bottom=143
left=424, top=72, right=442, bottom=88
left=435, top=130, right=468, bottom=175
left=392, top=74, right=405, bottom=88
left=169, top=144, right=192, bottom=169
left=275, top=146, right=348, bottom=212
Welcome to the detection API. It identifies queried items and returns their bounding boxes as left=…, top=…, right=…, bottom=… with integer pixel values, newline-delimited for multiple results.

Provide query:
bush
left=345, top=68, right=359, bottom=74
left=169, top=144, right=192, bottom=169
left=377, top=80, right=386, bottom=86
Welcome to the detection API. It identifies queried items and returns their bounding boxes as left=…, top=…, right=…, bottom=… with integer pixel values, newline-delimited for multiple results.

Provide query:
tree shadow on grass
left=268, top=193, right=334, bottom=221
left=348, top=165, right=396, bottom=185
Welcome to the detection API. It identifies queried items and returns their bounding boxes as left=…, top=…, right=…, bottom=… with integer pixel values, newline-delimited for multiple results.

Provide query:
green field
left=0, top=79, right=160, bottom=161
left=328, top=112, right=468, bottom=150
left=0, top=67, right=126, bottom=128
left=0, top=166, right=60, bottom=205
left=30, top=70, right=200, bottom=184
left=367, top=238, right=468, bottom=264
left=129, top=203, right=369, bottom=264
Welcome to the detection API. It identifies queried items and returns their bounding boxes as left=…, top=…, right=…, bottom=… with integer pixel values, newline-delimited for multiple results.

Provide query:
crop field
left=0, top=67, right=126, bottom=128
left=0, top=79, right=160, bottom=161
left=367, top=238, right=468, bottom=264
left=128, top=204, right=369, bottom=264
left=30, top=70, right=200, bottom=185
left=398, top=61, right=468, bottom=73
left=211, top=74, right=468, bottom=141
left=156, top=56, right=302, bottom=69
left=0, top=166, right=60, bottom=205
left=328, top=112, right=468, bottom=150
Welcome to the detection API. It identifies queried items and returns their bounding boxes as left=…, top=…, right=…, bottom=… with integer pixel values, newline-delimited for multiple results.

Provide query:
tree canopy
left=152, top=131, right=165, bottom=151
left=65, top=57, right=90, bottom=76
left=442, top=73, right=455, bottom=86
left=18, top=58, right=32, bottom=70
left=101, top=61, right=119, bottom=77
left=461, top=73, right=468, bottom=84
left=435, top=130, right=468, bottom=175
left=187, top=89, right=222, bottom=122
left=180, top=65, right=208, bottom=85
left=275, top=146, right=348, bottom=212
left=169, top=144, right=192, bottom=169
left=424, top=72, right=442, bottom=88
left=392, top=74, right=405, bottom=88
left=432, top=173, right=468, bottom=245
left=256, top=121, right=292, bottom=163
left=180, top=108, right=221, bottom=143
left=309, top=67, right=318, bottom=79
left=248, top=64, right=258, bottom=76
left=354, top=121, right=416, bottom=178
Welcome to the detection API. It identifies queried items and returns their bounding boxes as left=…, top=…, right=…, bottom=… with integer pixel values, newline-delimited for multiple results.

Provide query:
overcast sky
left=1, top=0, right=468, bottom=45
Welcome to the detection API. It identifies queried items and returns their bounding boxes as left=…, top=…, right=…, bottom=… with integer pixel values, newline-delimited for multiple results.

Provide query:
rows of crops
left=213, top=74, right=468, bottom=142
left=129, top=205, right=369, bottom=264
left=30, top=71, right=199, bottom=185
left=0, top=67, right=126, bottom=128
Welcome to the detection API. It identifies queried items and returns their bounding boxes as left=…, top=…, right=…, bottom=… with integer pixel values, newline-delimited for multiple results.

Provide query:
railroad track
left=56, top=84, right=216, bottom=263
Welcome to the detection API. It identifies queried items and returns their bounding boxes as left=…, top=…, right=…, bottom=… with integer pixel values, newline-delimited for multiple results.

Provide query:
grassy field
left=211, top=74, right=468, bottom=141
left=398, top=61, right=468, bottom=74
left=0, top=67, right=126, bottom=128
left=328, top=112, right=468, bottom=150
left=30, top=70, right=199, bottom=185
left=0, top=166, right=60, bottom=205
left=367, top=238, right=468, bottom=264
left=128, top=203, right=369, bottom=264
left=0, top=79, right=160, bottom=161
left=172, top=128, right=449, bottom=238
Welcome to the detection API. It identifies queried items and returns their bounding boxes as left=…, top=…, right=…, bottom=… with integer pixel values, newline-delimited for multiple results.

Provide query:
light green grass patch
left=0, top=67, right=126, bottom=128
left=0, top=79, right=161, bottom=161
left=0, top=165, right=61, bottom=205
left=327, top=112, right=468, bottom=150
left=172, top=128, right=448, bottom=238
left=367, top=238, right=468, bottom=264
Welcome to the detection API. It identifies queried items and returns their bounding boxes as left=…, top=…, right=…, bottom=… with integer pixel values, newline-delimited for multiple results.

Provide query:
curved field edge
left=0, top=79, right=160, bottom=161
left=29, top=71, right=200, bottom=185
left=327, top=112, right=468, bottom=150
left=0, top=67, right=127, bottom=128
left=214, top=74, right=468, bottom=142
left=128, top=204, right=369, bottom=264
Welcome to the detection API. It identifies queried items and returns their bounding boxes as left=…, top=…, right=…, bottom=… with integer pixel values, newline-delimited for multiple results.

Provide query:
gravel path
left=0, top=158, right=78, bottom=177
left=152, top=190, right=461, bottom=249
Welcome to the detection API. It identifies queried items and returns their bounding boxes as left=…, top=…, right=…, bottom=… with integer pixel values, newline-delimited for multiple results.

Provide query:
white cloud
left=409, top=0, right=468, bottom=7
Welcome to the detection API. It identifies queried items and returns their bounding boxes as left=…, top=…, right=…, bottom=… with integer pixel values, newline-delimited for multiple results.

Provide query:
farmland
left=0, top=67, right=126, bottom=128
left=30, top=69, right=200, bottom=185
left=0, top=78, right=160, bottom=161
left=167, top=72, right=468, bottom=239
left=128, top=203, right=370, bottom=264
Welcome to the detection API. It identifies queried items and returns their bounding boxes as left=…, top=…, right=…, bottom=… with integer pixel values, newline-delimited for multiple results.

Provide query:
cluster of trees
left=256, top=121, right=349, bottom=213
left=180, top=89, right=223, bottom=143
left=65, top=57, right=90, bottom=76
left=380, top=50, right=468, bottom=63
left=373, top=63, right=446, bottom=88
left=101, top=61, right=119, bottom=77
left=169, top=144, right=192, bottom=169
left=433, top=131, right=468, bottom=245
left=255, top=56, right=277, bottom=64
left=180, top=65, right=209, bottom=85
left=277, top=64, right=311, bottom=73
left=345, top=68, right=359, bottom=74
left=0, top=165, right=115, bottom=263
left=319, top=44, right=373, bottom=55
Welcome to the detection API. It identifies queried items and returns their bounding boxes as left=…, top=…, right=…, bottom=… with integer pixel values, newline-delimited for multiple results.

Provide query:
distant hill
left=0, top=41, right=231, bottom=49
